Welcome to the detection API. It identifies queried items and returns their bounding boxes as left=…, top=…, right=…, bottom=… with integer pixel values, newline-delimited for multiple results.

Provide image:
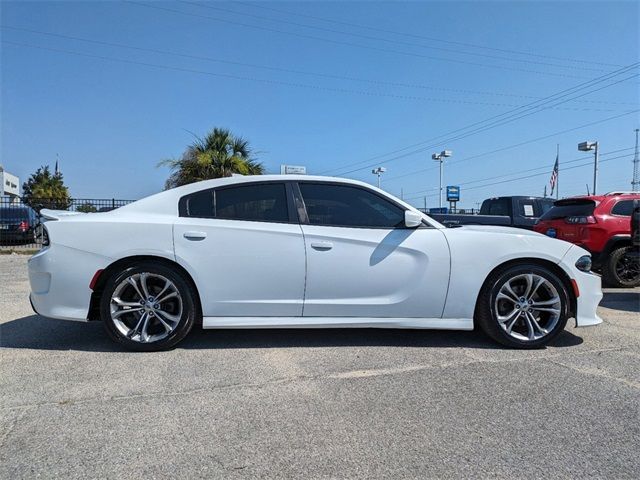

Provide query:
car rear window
left=539, top=199, right=596, bottom=220
left=611, top=200, right=635, bottom=216
left=0, top=208, right=30, bottom=222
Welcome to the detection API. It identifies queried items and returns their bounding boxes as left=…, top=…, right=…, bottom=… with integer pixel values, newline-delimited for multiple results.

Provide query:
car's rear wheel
left=100, top=262, right=196, bottom=351
left=602, top=246, right=640, bottom=288
left=475, top=264, right=570, bottom=348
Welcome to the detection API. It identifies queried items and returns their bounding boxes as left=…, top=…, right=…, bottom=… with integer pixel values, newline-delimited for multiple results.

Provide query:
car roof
left=114, top=174, right=427, bottom=219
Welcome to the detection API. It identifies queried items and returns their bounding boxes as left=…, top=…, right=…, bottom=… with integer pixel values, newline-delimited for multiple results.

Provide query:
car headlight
left=575, top=255, right=592, bottom=272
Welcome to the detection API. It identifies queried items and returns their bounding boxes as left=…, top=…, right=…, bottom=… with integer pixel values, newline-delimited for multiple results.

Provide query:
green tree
left=22, top=166, right=72, bottom=211
left=160, top=128, right=264, bottom=189
left=76, top=202, right=97, bottom=213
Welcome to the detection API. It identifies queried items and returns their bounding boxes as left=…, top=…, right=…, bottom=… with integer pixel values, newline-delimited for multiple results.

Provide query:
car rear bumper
left=0, top=230, right=32, bottom=243
left=28, top=245, right=109, bottom=321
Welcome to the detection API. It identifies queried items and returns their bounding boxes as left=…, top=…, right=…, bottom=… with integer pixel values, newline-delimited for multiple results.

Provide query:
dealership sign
left=280, top=165, right=307, bottom=175
left=446, top=185, right=460, bottom=202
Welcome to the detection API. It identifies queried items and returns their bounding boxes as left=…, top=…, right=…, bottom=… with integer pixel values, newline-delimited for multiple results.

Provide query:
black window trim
left=610, top=199, right=636, bottom=217
left=178, top=180, right=298, bottom=224
left=293, top=180, right=427, bottom=230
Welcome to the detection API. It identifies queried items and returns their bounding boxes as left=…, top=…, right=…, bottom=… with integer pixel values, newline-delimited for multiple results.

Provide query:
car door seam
left=300, top=223, right=308, bottom=317
left=439, top=229, right=453, bottom=319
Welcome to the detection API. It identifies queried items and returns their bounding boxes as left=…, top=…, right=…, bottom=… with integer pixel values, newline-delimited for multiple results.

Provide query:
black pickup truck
left=429, top=196, right=555, bottom=230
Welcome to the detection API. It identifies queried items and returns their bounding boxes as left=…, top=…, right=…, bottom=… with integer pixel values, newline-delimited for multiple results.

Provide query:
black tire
left=475, top=264, right=570, bottom=349
left=602, top=246, right=640, bottom=288
left=100, top=261, right=197, bottom=351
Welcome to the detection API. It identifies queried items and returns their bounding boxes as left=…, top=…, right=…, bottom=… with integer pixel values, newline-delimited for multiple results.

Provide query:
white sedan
left=28, top=175, right=602, bottom=351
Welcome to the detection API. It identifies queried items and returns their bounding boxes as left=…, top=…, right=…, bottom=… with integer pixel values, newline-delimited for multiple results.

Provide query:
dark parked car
left=0, top=205, right=39, bottom=245
left=430, top=196, right=555, bottom=230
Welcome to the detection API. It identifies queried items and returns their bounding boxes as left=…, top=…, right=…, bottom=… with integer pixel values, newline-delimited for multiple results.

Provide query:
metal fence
left=0, top=197, right=135, bottom=249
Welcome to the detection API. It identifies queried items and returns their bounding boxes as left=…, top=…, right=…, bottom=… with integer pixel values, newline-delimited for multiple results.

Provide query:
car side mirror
left=404, top=210, right=423, bottom=228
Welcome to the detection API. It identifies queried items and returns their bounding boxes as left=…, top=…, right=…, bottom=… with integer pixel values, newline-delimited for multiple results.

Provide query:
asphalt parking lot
left=1, top=254, right=638, bottom=479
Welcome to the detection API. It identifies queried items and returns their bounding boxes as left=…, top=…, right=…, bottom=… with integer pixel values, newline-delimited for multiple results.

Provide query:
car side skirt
left=202, top=317, right=473, bottom=330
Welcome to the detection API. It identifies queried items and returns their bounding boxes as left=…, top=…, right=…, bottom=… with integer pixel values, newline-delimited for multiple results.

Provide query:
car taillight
left=565, top=216, right=596, bottom=224
left=18, top=221, right=29, bottom=232
left=41, top=226, right=50, bottom=247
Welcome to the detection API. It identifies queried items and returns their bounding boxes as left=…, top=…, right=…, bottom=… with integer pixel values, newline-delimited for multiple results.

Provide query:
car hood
left=441, top=223, right=579, bottom=264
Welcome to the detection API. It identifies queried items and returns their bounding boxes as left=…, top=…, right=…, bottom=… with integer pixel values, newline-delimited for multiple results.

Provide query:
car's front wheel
left=475, top=264, right=570, bottom=348
left=100, top=262, right=197, bottom=351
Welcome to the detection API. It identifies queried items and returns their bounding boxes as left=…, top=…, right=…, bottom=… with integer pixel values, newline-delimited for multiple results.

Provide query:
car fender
left=441, top=227, right=573, bottom=320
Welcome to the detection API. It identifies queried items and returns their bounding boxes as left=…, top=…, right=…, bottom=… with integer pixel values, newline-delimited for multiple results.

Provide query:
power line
left=386, top=146, right=635, bottom=184
left=182, top=0, right=607, bottom=73
left=327, top=63, right=639, bottom=174
left=322, top=63, right=639, bottom=175
left=235, top=1, right=622, bottom=68
left=0, top=40, right=570, bottom=108
left=349, top=112, right=639, bottom=185
left=331, top=82, right=638, bottom=177
left=126, top=1, right=589, bottom=80
left=403, top=153, right=635, bottom=202
left=4, top=24, right=635, bottom=109
left=6, top=38, right=631, bottom=112
left=399, top=149, right=635, bottom=197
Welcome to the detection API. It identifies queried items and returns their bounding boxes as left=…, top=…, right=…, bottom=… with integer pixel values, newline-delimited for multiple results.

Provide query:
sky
left=1, top=0, right=638, bottom=209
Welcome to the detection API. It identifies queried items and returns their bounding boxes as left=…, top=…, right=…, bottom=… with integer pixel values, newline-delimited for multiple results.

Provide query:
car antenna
left=586, top=184, right=590, bottom=195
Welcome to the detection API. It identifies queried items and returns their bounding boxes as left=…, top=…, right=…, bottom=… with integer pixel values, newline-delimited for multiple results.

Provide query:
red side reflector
left=570, top=279, right=580, bottom=298
left=89, top=269, right=104, bottom=290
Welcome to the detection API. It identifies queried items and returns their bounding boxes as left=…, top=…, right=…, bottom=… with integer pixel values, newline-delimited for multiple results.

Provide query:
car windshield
left=0, top=207, right=30, bottom=222
left=539, top=199, right=596, bottom=220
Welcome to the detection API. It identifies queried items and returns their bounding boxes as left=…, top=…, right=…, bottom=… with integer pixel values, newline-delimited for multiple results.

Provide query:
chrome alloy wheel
left=109, top=272, right=183, bottom=343
left=494, top=273, right=562, bottom=342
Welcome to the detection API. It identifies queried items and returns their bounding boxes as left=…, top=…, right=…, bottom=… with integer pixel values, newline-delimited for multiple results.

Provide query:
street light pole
left=431, top=150, right=452, bottom=209
left=371, top=167, right=386, bottom=189
left=578, top=141, right=599, bottom=195
left=593, top=141, right=599, bottom=196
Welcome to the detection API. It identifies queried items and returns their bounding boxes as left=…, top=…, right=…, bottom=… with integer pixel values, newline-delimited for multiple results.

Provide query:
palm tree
left=160, top=128, right=264, bottom=189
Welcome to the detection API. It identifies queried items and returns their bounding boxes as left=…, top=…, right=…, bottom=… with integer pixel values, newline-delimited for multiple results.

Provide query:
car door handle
left=311, top=241, right=333, bottom=251
left=183, top=231, right=207, bottom=241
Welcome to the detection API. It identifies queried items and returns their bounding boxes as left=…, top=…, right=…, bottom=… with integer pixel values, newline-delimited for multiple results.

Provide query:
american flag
left=549, top=155, right=559, bottom=195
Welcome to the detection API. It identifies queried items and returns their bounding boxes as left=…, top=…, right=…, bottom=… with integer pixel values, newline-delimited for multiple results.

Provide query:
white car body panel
left=28, top=174, right=602, bottom=334
left=202, top=316, right=472, bottom=330
left=174, top=217, right=306, bottom=316
left=301, top=225, right=450, bottom=317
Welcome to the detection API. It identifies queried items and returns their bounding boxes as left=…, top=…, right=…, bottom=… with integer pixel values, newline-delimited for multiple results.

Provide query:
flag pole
left=556, top=144, right=560, bottom=199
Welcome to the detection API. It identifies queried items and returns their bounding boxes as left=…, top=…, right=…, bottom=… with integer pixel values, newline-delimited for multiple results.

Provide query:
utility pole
left=556, top=144, right=560, bottom=200
left=632, top=128, right=639, bottom=192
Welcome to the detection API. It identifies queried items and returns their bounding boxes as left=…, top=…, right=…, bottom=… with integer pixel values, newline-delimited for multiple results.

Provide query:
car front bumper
left=559, top=246, right=603, bottom=327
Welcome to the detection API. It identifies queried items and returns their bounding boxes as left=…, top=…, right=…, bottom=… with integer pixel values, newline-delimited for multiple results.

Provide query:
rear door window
left=216, top=183, right=289, bottom=222
left=611, top=200, right=634, bottom=216
left=180, top=183, right=290, bottom=223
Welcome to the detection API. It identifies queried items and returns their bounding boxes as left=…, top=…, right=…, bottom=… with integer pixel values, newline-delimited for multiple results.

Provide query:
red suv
left=534, top=192, right=640, bottom=287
